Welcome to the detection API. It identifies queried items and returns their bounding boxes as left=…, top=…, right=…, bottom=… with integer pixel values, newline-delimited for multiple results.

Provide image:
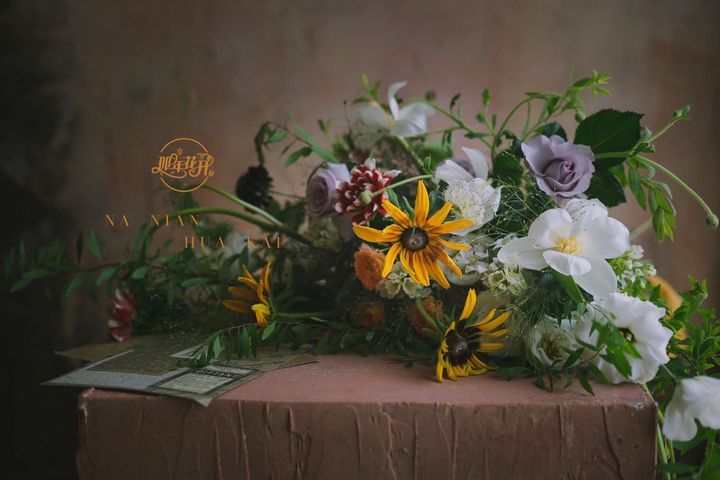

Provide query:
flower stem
left=168, top=206, right=314, bottom=246
left=202, top=184, right=284, bottom=226
left=643, top=384, right=675, bottom=479
left=371, top=174, right=433, bottom=197
left=637, top=155, right=719, bottom=228
left=396, top=136, right=432, bottom=175
left=431, top=104, right=492, bottom=149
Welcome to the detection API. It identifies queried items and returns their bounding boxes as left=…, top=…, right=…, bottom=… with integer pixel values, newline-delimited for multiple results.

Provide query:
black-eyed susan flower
left=352, top=180, right=473, bottom=289
left=222, top=261, right=272, bottom=327
left=435, top=289, right=510, bottom=383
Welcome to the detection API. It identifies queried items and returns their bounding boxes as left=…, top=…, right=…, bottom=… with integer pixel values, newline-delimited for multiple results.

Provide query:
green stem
left=630, top=217, right=654, bottom=240
left=396, top=136, right=431, bottom=174
left=270, top=189, right=304, bottom=200
left=371, top=174, right=433, bottom=197
left=594, top=151, right=631, bottom=159
left=202, top=184, right=283, bottom=226
left=169, top=207, right=314, bottom=246
left=431, top=105, right=492, bottom=149
left=643, top=384, right=674, bottom=479
left=637, top=155, right=719, bottom=228
left=492, top=98, right=532, bottom=159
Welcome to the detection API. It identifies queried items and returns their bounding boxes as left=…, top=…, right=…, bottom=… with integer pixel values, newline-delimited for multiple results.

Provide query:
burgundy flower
left=108, top=289, right=137, bottom=342
left=335, top=158, right=400, bottom=225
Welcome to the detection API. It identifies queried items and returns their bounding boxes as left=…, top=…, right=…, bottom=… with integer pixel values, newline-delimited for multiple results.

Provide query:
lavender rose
left=521, top=135, right=595, bottom=199
left=306, top=163, right=350, bottom=217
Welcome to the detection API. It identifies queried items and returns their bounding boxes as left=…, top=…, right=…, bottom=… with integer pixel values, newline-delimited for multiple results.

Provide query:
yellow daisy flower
left=222, top=261, right=272, bottom=327
left=352, top=180, right=473, bottom=289
left=435, top=289, right=510, bottom=383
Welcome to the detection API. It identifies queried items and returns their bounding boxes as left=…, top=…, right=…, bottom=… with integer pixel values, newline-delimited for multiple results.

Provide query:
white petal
left=543, top=251, right=591, bottom=276
left=398, top=102, right=435, bottom=120
left=355, top=104, right=390, bottom=129
left=663, top=389, right=697, bottom=441
left=565, top=198, right=608, bottom=234
left=497, top=237, right=547, bottom=270
left=434, top=160, right=474, bottom=184
left=387, top=81, right=407, bottom=120
left=573, top=257, right=617, bottom=299
left=461, top=147, right=489, bottom=180
left=390, top=112, right=430, bottom=138
left=528, top=209, right=573, bottom=249
left=577, top=216, right=630, bottom=259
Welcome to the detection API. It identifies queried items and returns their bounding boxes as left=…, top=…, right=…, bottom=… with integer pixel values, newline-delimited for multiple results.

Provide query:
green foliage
left=574, top=109, right=643, bottom=162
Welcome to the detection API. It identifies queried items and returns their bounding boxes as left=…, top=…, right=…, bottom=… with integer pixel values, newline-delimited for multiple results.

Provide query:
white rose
left=526, top=316, right=576, bottom=369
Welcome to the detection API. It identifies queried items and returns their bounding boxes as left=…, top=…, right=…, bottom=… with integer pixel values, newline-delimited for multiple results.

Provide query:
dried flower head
left=354, top=245, right=386, bottom=290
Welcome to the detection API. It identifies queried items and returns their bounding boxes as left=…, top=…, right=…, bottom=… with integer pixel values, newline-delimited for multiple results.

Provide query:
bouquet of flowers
left=6, top=71, right=720, bottom=475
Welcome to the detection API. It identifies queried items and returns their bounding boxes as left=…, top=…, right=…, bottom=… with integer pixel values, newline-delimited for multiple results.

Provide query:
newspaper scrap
left=47, top=335, right=316, bottom=406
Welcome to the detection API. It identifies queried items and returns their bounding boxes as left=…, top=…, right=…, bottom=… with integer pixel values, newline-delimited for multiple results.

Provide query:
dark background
left=2, top=1, right=719, bottom=478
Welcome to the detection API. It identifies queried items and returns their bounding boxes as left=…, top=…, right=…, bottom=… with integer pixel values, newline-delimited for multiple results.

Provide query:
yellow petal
left=428, top=244, right=462, bottom=277
left=477, top=342, right=505, bottom=352
left=446, top=360, right=457, bottom=380
left=460, top=289, right=477, bottom=321
left=414, top=180, right=429, bottom=227
left=353, top=225, right=395, bottom=243
left=425, top=258, right=451, bottom=289
left=413, top=252, right=430, bottom=286
left=426, top=202, right=453, bottom=227
left=428, top=218, right=474, bottom=235
left=435, top=236, right=471, bottom=251
left=381, top=224, right=404, bottom=242
left=435, top=355, right=445, bottom=383
left=381, top=199, right=411, bottom=228
left=382, top=243, right=402, bottom=277
left=261, top=261, right=272, bottom=294
left=400, top=250, right=421, bottom=284
left=482, top=328, right=509, bottom=338
left=476, top=311, right=511, bottom=332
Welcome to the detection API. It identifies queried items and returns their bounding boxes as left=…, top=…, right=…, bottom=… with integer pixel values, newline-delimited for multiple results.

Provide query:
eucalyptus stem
left=202, top=184, right=283, bottom=226
left=637, top=155, right=719, bottom=228
left=396, top=136, right=431, bottom=174
left=371, top=174, right=433, bottom=197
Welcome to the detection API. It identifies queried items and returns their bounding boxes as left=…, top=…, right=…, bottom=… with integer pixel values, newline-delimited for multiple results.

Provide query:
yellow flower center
left=555, top=236, right=579, bottom=254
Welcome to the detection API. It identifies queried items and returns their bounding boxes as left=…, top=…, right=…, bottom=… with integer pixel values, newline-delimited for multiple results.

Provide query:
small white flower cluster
left=446, top=234, right=490, bottom=286
left=480, top=235, right=526, bottom=296
left=610, top=245, right=657, bottom=292
left=376, top=263, right=431, bottom=300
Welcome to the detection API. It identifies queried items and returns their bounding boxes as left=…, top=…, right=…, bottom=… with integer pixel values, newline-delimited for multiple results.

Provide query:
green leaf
left=261, top=322, right=277, bottom=341
left=577, top=370, right=594, bottom=395
left=181, top=277, right=211, bottom=288
left=551, top=270, right=585, bottom=304
left=628, top=168, right=646, bottom=209
left=96, top=266, right=119, bottom=285
left=284, top=147, right=312, bottom=167
left=87, top=229, right=103, bottom=261
left=574, top=109, right=643, bottom=165
left=23, top=268, right=54, bottom=281
left=130, top=266, right=150, bottom=279
left=540, top=122, right=567, bottom=140
left=312, top=146, right=338, bottom=163
left=586, top=169, right=626, bottom=207
left=64, top=275, right=86, bottom=300
left=10, top=278, right=31, bottom=293
left=493, top=152, right=524, bottom=186
left=293, top=125, right=316, bottom=145
left=268, top=130, right=288, bottom=143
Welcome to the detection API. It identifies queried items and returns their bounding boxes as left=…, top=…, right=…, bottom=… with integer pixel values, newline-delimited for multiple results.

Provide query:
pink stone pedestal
left=77, top=354, right=656, bottom=479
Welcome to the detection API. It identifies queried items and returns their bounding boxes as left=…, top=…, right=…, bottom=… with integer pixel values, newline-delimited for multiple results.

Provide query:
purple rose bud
left=306, top=163, right=350, bottom=217
left=521, top=135, right=595, bottom=199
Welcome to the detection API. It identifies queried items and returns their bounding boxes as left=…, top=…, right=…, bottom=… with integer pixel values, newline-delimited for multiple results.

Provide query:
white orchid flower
left=497, top=199, right=629, bottom=299
left=574, top=293, right=671, bottom=384
left=355, top=81, right=435, bottom=138
left=663, top=376, right=720, bottom=441
left=434, top=147, right=490, bottom=184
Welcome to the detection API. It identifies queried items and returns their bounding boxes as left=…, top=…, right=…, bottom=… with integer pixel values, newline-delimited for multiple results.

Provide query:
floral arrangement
left=6, top=72, right=720, bottom=475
